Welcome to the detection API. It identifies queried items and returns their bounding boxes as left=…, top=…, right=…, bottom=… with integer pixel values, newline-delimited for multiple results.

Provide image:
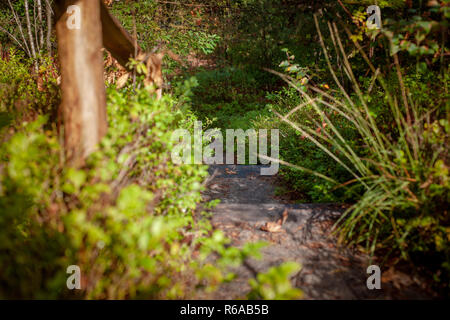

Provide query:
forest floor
left=201, top=163, right=436, bottom=299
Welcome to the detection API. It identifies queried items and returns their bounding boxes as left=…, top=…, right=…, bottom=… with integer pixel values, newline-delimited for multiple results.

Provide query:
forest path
left=202, top=163, right=432, bottom=299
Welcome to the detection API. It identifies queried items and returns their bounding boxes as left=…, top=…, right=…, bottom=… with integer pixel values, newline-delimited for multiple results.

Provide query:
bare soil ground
left=202, top=164, right=436, bottom=300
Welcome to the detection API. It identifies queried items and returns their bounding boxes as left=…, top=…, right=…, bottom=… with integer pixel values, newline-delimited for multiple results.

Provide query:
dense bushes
left=109, top=0, right=221, bottom=66
left=0, top=80, right=270, bottom=298
left=265, top=9, right=449, bottom=291
left=190, top=66, right=273, bottom=130
left=0, top=1, right=307, bottom=299
left=0, top=0, right=448, bottom=298
left=0, top=50, right=59, bottom=123
left=179, top=0, right=449, bottom=292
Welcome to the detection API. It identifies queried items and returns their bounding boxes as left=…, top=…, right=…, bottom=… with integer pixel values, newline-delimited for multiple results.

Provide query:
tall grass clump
left=269, top=15, right=449, bottom=288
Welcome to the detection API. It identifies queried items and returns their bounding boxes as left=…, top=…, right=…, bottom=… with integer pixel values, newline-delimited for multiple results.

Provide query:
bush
left=248, top=262, right=303, bottom=300
left=0, top=50, right=59, bottom=124
left=110, top=0, right=221, bottom=59
left=272, top=15, right=449, bottom=291
left=259, top=85, right=361, bottom=202
left=0, top=87, right=264, bottom=299
left=190, top=66, right=274, bottom=132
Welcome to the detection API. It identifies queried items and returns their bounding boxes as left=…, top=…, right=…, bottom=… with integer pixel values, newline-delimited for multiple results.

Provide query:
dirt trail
left=202, top=163, right=433, bottom=299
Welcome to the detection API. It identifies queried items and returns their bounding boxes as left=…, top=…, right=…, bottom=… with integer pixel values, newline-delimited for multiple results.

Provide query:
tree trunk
left=37, top=0, right=45, bottom=50
left=46, top=0, right=52, bottom=55
left=24, top=0, right=37, bottom=59
left=100, top=0, right=140, bottom=69
left=55, top=0, right=107, bottom=166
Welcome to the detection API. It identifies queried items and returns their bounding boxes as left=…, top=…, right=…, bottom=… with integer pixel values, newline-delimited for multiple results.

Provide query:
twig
left=37, top=0, right=44, bottom=50
left=131, top=7, right=138, bottom=91
left=24, top=0, right=37, bottom=59
left=45, top=0, right=52, bottom=55
left=156, top=1, right=216, bottom=7
left=336, top=0, right=353, bottom=20
left=8, top=0, right=31, bottom=57
left=0, top=25, right=27, bottom=53
left=367, top=68, right=380, bottom=94
left=204, top=168, right=219, bottom=187
left=393, top=53, right=412, bottom=127
left=33, top=0, right=40, bottom=53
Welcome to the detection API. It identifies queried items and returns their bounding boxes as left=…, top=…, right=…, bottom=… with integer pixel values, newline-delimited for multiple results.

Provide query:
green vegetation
left=172, top=0, right=449, bottom=293
left=0, top=62, right=271, bottom=298
left=248, top=262, right=303, bottom=300
left=0, top=0, right=448, bottom=298
left=273, top=16, right=449, bottom=287
left=0, top=50, right=59, bottom=123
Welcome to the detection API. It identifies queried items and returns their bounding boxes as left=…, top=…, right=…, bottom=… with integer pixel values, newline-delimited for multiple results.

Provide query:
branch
left=33, top=0, right=40, bottom=53
left=24, top=0, right=37, bottom=58
left=0, top=25, right=27, bottom=53
left=7, top=0, right=32, bottom=57
left=37, top=0, right=45, bottom=49
left=155, top=1, right=215, bottom=7
left=336, top=0, right=353, bottom=20
left=45, top=0, right=52, bottom=55
left=393, top=53, right=412, bottom=127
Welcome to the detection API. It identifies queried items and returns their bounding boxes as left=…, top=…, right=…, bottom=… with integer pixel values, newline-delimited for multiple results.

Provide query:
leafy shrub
left=0, top=88, right=265, bottom=299
left=248, top=262, right=303, bottom=300
left=273, top=15, right=449, bottom=290
left=0, top=50, right=59, bottom=123
left=190, top=66, right=272, bottom=130
left=259, top=84, right=361, bottom=202
left=110, top=0, right=221, bottom=58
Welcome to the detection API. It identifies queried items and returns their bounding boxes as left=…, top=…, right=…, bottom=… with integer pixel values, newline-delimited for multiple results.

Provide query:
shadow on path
left=202, top=164, right=434, bottom=299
